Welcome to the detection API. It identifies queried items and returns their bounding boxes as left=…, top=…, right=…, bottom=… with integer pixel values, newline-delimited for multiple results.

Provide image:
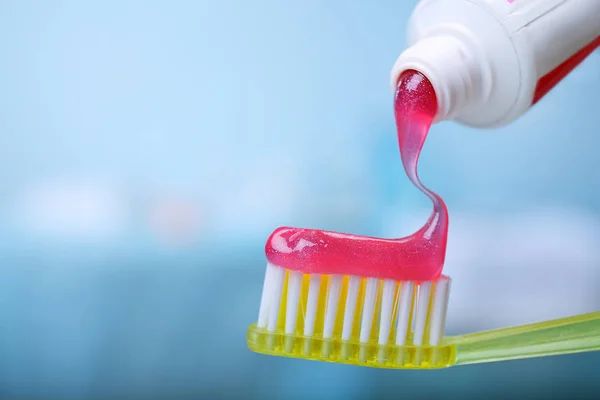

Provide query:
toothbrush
left=247, top=269, right=600, bottom=369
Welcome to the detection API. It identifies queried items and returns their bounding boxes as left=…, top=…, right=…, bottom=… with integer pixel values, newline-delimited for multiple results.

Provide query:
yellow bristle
left=407, top=283, right=417, bottom=341
left=351, top=278, right=367, bottom=341
left=422, top=281, right=436, bottom=345
left=333, top=276, right=350, bottom=338
left=276, top=271, right=290, bottom=332
left=295, top=274, right=311, bottom=334
left=369, top=280, right=383, bottom=343
left=314, top=275, right=328, bottom=336
left=388, top=281, right=401, bottom=344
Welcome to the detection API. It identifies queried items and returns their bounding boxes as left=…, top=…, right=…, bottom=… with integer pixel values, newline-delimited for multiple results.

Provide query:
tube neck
left=391, top=33, right=489, bottom=123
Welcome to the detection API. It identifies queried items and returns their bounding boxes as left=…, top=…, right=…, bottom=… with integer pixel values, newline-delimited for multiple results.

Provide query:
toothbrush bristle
left=248, top=262, right=453, bottom=369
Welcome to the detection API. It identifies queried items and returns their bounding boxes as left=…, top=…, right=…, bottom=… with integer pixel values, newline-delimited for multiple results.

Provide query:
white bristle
left=359, top=278, right=379, bottom=343
left=427, top=278, right=450, bottom=364
left=323, top=275, right=343, bottom=339
left=257, top=263, right=275, bottom=328
left=341, top=276, right=361, bottom=341
left=267, top=266, right=286, bottom=332
left=412, top=281, right=432, bottom=346
left=285, top=271, right=303, bottom=334
left=395, top=281, right=415, bottom=346
left=378, top=279, right=396, bottom=346
left=428, top=278, right=450, bottom=346
left=303, top=274, right=321, bottom=336
left=440, top=278, right=451, bottom=333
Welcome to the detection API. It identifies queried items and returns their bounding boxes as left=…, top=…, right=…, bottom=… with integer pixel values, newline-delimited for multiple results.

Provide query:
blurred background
left=0, top=0, right=599, bottom=398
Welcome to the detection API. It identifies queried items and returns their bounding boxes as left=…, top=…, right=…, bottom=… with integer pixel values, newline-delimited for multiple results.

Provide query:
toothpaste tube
left=391, top=0, right=600, bottom=127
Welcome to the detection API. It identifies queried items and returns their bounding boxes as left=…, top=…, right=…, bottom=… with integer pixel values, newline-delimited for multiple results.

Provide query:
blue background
left=0, top=0, right=599, bottom=398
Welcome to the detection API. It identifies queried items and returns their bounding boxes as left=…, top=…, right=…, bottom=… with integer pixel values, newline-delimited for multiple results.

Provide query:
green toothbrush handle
left=450, top=311, right=600, bottom=366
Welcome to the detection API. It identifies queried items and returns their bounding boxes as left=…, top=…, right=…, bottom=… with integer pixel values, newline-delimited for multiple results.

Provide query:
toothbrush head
left=247, top=263, right=452, bottom=369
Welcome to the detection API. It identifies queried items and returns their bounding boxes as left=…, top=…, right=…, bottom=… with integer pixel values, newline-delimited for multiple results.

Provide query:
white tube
left=391, top=0, right=600, bottom=128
